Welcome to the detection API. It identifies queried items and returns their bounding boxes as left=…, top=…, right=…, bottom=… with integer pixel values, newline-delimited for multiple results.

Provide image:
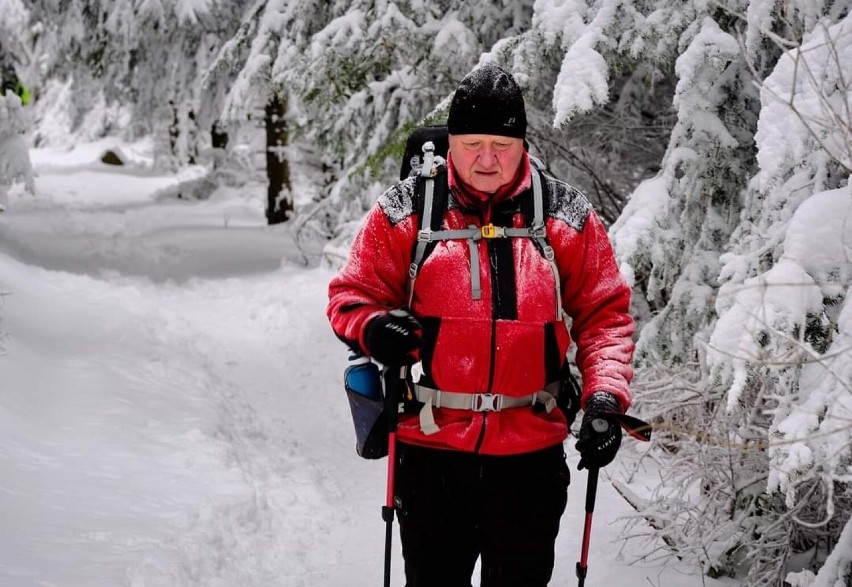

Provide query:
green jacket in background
left=1, top=64, right=30, bottom=105
left=13, top=80, right=30, bottom=105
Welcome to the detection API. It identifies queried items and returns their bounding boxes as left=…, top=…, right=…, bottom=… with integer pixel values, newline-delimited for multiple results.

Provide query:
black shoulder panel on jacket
left=378, top=176, right=418, bottom=226
left=543, top=173, right=592, bottom=232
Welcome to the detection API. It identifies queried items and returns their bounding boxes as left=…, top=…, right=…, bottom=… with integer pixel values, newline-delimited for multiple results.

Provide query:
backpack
left=400, top=125, right=582, bottom=427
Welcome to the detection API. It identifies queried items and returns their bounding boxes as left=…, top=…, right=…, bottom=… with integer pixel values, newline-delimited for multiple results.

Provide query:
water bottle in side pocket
left=344, top=353, right=388, bottom=459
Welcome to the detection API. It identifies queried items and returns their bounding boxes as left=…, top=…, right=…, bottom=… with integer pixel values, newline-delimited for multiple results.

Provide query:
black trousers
left=395, top=443, right=570, bottom=587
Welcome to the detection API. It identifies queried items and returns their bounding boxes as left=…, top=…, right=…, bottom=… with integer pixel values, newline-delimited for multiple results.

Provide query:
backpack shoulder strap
left=407, top=141, right=454, bottom=308
left=528, top=159, right=563, bottom=319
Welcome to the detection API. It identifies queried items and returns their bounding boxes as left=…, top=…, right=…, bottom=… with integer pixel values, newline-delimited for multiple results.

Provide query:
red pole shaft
left=383, top=367, right=404, bottom=587
left=385, top=431, right=398, bottom=508
left=576, top=467, right=599, bottom=586
left=580, top=511, right=593, bottom=566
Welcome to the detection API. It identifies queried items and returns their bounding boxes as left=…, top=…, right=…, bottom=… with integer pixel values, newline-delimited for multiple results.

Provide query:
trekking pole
left=576, top=465, right=599, bottom=587
left=382, top=366, right=404, bottom=587
left=576, top=413, right=651, bottom=586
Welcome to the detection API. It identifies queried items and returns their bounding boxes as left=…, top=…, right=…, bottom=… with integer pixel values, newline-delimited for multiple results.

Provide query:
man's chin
left=471, top=176, right=503, bottom=193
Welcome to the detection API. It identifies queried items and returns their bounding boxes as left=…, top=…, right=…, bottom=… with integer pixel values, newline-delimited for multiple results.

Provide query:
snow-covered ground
left=0, top=142, right=737, bottom=586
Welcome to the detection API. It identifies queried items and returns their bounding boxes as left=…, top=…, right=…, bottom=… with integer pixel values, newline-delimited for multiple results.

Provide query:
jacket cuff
left=584, top=391, right=624, bottom=416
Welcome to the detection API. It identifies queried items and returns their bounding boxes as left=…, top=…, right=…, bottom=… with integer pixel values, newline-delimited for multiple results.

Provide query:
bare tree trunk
left=186, top=109, right=197, bottom=165
left=168, top=100, right=178, bottom=158
left=211, top=121, right=228, bottom=150
left=265, top=93, right=292, bottom=225
left=210, top=121, right=228, bottom=171
left=168, top=101, right=198, bottom=166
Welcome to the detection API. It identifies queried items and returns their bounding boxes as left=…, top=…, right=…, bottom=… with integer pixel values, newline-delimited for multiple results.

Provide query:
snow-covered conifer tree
left=706, top=11, right=852, bottom=585
left=218, top=1, right=535, bottom=242
left=26, top=0, right=248, bottom=160
left=0, top=93, right=35, bottom=211
left=480, top=0, right=673, bottom=226
left=208, top=0, right=341, bottom=224
left=604, top=1, right=852, bottom=583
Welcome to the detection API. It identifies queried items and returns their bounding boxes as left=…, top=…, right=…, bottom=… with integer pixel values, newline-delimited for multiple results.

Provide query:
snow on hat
left=447, top=65, right=527, bottom=139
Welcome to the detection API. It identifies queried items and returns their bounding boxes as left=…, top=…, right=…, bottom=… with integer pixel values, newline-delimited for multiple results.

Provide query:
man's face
left=448, top=134, right=525, bottom=194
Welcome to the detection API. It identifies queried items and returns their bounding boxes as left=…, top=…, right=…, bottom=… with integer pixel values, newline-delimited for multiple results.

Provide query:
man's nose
left=478, top=147, right=498, bottom=167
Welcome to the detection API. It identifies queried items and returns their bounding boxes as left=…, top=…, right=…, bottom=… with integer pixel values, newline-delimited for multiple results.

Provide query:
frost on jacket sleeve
left=552, top=200, right=635, bottom=412
left=327, top=188, right=415, bottom=355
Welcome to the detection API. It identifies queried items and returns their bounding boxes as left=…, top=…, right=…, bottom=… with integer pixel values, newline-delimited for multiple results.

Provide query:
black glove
left=576, top=392, right=623, bottom=470
left=364, top=309, right=423, bottom=366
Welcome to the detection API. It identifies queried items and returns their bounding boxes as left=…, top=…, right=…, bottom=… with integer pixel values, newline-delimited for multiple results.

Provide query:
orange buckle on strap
left=481, top=224, right=505, bottom=239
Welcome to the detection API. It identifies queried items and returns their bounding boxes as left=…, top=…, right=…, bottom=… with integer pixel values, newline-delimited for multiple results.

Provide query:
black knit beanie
left=447, top=65, right=527, bottom=139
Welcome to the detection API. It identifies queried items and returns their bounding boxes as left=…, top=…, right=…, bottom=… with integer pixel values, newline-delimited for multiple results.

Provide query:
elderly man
left=328, top=65, right=634, bottom=587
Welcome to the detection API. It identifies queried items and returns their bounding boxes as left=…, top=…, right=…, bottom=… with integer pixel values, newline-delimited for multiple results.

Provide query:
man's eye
left=464, top=142, right=481, bottom=148
left=494, top=143, right=510, bottom=150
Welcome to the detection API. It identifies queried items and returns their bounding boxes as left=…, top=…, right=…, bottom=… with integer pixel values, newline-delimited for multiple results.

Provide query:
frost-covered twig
left=613, top=479, right=684, bottom=557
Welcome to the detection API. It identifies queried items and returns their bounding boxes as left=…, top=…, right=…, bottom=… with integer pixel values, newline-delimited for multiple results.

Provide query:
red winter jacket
left=327, top=153, right=634, bottom=455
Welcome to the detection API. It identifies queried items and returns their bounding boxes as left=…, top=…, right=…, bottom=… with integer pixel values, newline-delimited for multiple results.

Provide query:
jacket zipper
left=474, top=240, right=499, bottom=454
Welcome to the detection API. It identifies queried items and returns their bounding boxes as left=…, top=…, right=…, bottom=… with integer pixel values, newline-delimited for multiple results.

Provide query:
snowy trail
left=0, top=149, right=733, bottom=586
left=1, top=155, right=383, bottom=586
left=0, top=259, right=380, bottom=587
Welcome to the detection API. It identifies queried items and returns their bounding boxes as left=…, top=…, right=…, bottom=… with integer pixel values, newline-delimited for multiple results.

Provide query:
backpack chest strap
left=417, top=225, right=537, bottom=242
left=409, top=222, right=551, bottom=304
